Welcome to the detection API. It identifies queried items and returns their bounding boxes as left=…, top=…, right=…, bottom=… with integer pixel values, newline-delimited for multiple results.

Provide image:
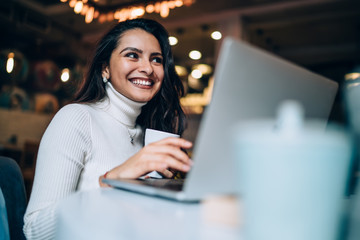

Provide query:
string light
left=59, top=0, right=195, bottom=24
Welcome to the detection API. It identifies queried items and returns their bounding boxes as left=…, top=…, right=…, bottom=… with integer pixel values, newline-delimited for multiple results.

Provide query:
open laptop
left=102, top=37, right=338, bottom=202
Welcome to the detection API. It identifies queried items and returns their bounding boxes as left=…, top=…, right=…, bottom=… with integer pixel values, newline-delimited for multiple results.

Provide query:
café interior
left=1, top=0, right=360, bottom=239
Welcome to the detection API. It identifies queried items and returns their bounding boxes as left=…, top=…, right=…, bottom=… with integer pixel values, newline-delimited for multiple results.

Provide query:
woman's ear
left=102, top=65, right=110, bottom=79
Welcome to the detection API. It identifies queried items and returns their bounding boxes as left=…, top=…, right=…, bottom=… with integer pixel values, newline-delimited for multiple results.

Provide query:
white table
left=56, top=188, right=243, bottom=240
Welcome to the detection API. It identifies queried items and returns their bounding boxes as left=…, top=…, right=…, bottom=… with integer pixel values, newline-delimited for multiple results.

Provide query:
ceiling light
left=169, top=36, right=178, bottom=46
left=191, top=69, right=203, bottom=79
left=189, top=50, right=201, bottom=60
left=211, top=31, right=222, bottom=40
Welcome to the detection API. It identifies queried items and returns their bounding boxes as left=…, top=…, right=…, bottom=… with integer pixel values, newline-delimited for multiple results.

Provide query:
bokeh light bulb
left=211, top=31, right=222, bottom=40
left=169, top=36, right=178, bottom=46
left=189, top=50, right=201, bottom=60
left=61, top=68, right=70, bottom=82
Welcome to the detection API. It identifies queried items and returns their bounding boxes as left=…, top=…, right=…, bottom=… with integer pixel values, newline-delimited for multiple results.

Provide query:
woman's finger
left=157, top=169, right=174, bottom=178
left=146, top=154, right=191, bottom=173
left=151, top=137, right=192, bottom=149
left=144, top=144, right=192, bottom=165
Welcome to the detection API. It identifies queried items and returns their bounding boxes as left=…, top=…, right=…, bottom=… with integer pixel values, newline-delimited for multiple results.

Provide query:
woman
left=23, top=18, right=193, bottom=239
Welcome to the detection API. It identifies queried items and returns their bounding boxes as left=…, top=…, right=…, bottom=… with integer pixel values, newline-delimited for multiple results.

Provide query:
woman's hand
left=100, top=137, right=193, bottom=185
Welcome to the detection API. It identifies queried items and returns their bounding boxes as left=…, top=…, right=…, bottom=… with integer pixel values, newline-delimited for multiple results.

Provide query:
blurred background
left=0, top=0, right=359, bottom=195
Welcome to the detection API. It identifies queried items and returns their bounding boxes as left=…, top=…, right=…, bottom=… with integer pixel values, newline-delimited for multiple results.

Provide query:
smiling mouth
left=129, top=79, right=153, bottom=86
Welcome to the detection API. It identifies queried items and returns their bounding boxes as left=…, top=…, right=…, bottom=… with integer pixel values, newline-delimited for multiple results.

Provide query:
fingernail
left=184, top=141, right=192, bottom=147
left=182, top=165, right=191, bottom=171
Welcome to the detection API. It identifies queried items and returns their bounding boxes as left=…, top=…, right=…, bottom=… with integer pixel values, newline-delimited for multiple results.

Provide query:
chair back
left=0, top=156, right=27, bottom=240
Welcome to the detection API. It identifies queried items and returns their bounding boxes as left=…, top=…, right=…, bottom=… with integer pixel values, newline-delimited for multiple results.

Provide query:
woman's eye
left=125, top=52, right=138, bottom=59
left=152, top=57, right=163, bottom=64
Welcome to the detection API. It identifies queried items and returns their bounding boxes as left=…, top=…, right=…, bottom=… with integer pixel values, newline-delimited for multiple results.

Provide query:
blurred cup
left=144, top=128, right=180, bottom=178
left=233, top=101, right=353, bottom=240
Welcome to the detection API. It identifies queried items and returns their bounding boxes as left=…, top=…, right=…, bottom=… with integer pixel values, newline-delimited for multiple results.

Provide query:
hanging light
left=146, top=4, right=155, bottom=13
left=160, top=2, right=169, bottom=18
left=85, top=6, right=94, bottom=23
left=81, top=4, right=89, bottom=15
left=6, top=52, right=15, bottom=74
left=74, top=1, right=83, bottom=14
left=175, top=0, right=184, bottom=7
left=107, top=12, right=114, bottom=21
left=60, top=0, right=193, bottom=23
left=168, top=1, right=176, bottom=9
left=69, top=0, right=76, bottom=8
left=94, top=10, right=99, bottom=19
left=133, top=7, right=145, bottom=17
left=154, top=2, right=161, bottom=13
left=61, top=68, right=70, bottom=82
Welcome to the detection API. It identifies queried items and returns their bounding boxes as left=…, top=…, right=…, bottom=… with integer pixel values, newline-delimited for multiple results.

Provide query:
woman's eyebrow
left=151, top=52, right=163, bottom=57
left=120, top=47, right=142, bottom=54
left=120, top=47, right=162, bottom=57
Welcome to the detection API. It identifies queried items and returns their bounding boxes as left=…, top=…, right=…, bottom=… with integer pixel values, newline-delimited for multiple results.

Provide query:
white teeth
left=132, top=79, right=151, bottom=86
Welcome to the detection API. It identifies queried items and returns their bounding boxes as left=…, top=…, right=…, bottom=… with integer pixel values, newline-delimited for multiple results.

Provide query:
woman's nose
left=138, top=60, right=153, bottom=75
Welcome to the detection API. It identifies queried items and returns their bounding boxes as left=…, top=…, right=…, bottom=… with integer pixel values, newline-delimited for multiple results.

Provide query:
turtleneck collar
left=96, top=82, right=147, bottom=128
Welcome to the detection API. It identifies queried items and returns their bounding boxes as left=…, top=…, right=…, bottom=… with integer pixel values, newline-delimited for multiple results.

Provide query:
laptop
left=102, top=37, right=338, bottom=202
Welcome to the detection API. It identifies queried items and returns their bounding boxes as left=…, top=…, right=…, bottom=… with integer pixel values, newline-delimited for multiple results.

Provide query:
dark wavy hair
left=73, top=18, right=186, bottom=136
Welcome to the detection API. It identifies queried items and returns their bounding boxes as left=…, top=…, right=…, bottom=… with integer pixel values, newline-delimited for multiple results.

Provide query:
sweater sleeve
left=23, top=104, right=92, bottom=240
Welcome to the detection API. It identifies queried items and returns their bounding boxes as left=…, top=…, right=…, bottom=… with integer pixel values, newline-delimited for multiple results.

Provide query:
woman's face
left=104, top=28, right=165, bottom=102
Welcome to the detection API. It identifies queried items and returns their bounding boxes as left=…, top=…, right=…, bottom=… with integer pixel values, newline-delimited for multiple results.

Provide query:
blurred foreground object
left=234, top=100, right=353, bottom=240
left=344, top=66, right=360, bottom=240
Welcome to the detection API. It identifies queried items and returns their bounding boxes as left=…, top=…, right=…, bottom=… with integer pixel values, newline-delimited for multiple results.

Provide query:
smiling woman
left=103, top=28, right=165, bottom=103
left=23, top=18, right=192, bottom=240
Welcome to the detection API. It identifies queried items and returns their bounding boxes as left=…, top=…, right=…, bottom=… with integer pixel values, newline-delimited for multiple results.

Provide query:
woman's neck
left=98, top=82, right=147, bottom=127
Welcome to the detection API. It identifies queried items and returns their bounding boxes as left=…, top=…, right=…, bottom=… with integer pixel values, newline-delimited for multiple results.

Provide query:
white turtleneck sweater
left=23, top=83, right=146, bottom=240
